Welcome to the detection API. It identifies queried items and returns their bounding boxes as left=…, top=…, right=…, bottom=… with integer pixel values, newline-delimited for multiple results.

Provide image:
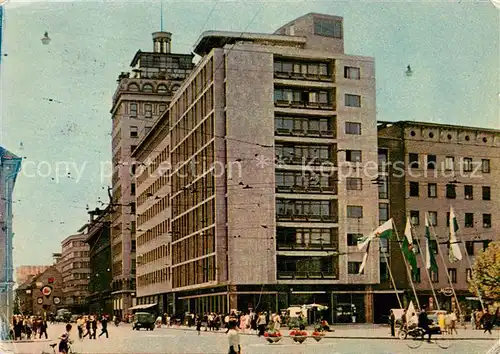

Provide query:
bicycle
left=398, top=326, right=452, bottom=350
left=41, top=340, right=79, bottom=354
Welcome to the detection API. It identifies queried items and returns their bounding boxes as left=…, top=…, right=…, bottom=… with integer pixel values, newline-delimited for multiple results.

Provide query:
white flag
left=449, top=206, right=462, bottom=261
left=359, top=240, right=370, bottom=275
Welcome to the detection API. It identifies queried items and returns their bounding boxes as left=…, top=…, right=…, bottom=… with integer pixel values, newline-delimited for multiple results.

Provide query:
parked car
left=427, top=310, right=447, bottom=326
left=132, top=312, right=155, bottom=331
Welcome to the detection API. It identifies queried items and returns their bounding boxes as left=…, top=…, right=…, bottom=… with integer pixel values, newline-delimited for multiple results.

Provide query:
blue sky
left=0, top=0, right=498, bottom=266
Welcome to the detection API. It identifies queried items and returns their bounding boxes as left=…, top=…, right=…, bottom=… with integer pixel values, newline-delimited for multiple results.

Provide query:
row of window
left=412, top=267, right=478, bottom=284
left=137, top=195, right=169, bottom=227
left=409, top=210, right=492, bottom=228
left=171, top=173, right=215, bottom=217
left=138, top=244, right=169, bottom=267
left=275, top=143, right=334, bottom=165
left=408, top=153, right=490, bottom=173
left=409, top=182, right=491, bottom=200
left=275, top=171, right=337, bottom=193
left=276, top=227, right=339, bottom=250
left=137, top=267, right=170, bottom=288
left=171, top=255, right=215, bottom=289
left=136, top=175, right=169, bottom=208
left=277, top=255, right=338, bottom=279
left=137, top=219, right=170, bottom=248
left=128, top=102, right=166, bottom=119
left=274, top=59, right=330, bottom=78
left=171, top=227, right=215, bottom=265
left=171, top=198, right=215, bottom=243
left=275, top=115, right=334, bottom=137
left=276, top=200, right=338, bottom=222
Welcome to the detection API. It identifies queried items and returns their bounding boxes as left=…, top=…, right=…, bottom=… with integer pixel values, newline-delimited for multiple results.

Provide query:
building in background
left=134, top=13, right=381, bottom=322
left=16, top=265, right=51, bottom=285
left=15, top=265, right=63, bottom=317
left=0, top=146, right=22, bottom=331
left=60, top=233, right=90, bottom=313
left=110, top=31, right=193, bottom=318
left=84, top=207, right=113, bottom=315
left=378, top=121, right=500, bottom=314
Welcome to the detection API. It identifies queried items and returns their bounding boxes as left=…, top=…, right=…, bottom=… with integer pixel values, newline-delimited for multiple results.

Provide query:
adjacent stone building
left=60, top=233, right=90, bottom=313
left=133, top=13, right=381, bottom=322
left=378, top=121, right=500, bottom=314
left=15, top=266, right=63, bottom=316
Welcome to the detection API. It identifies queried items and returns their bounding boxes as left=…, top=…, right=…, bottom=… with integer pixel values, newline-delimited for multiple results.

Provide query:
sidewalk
left=159, top=323, right=500, bottom=341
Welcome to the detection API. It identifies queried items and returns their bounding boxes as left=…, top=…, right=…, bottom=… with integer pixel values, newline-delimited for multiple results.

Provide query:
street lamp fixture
left=41, top=32, right=51, bottom=45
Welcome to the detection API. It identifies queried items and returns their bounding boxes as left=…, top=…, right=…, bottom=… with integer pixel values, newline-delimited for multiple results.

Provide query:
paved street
left=1, top=324, right=498, bottom=354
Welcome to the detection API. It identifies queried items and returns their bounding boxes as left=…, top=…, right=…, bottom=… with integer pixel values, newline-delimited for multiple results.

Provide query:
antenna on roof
left=160, top=0, right=164, bottom=32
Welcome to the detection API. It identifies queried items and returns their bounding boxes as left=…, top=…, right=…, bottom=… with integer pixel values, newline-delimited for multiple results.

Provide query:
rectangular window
left=408, top=153, right=419, bottom=169
left=466, top=268, right=472, bottom=283
left=346, top=150, right=362, bottom=162
left=379, top=203, right=389, bottom=223
left=465, top=213, right=474, bottom=228
left=130, top=145, right=137, bottom=153
left=348, top=262, right=361, bottom=274
left=446, top=212, right=450, bottom=227
left=378, top=176, right=388, bottom=199
left=130, top=126, right=138, bottom=138
left=428, top=211, right=437, bottom=226
left=344, top=66, right=360, bottom=80
left=410, top=210, right=419, bottom=225
left=347, top=233, right=362, bottom=246
left=346, top=178, right=362, bottom=190
left=428, top=183, right=437, bottom=198
left=445, top=156, right=454, bottom=171
left=130, top=103, right=138, bottom=117
left=462, top=158, right=473, bottom=172
left=159, top=104, right=167, bottom=112
left=378, top=149, right=388, bottom=172
left=482, top=159, right=490, bottom=173
left=448, top=268, right=457, bottom=283
left=427, top=154, right=437, bottom=170
left=431, top=270, right=439, bottom=283
left=464, top=185, right=473, bottom=200
left=345, top=122, right=361, bottom=135
left=482, top=186, right=491, bottom=200
left=409, top=182, right=419, bottom=197
left=345, top=94, right=361, bottom=107
left=131, top=183, right=136, bottom=196
left=347, top=206, right=363, bottom=218
left=465, top=241, right=474, bottom=255
left=145, top=103, right=152, bottom=118
left=483, top=214, right=492, bottom=228
left=314, top=19, right=342, bottom=38
left=446, top=184, right=457, bottom=199
left=483, top=240, right=491, bottom=250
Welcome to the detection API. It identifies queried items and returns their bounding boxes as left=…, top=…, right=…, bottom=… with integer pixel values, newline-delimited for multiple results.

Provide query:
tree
left=469, top=241, right=500, bottom=301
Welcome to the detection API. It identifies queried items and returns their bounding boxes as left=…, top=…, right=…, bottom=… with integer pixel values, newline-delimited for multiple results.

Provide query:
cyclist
left=418, top=307, right=432, bottom=343
left=58, top=323, right=72, bottom=354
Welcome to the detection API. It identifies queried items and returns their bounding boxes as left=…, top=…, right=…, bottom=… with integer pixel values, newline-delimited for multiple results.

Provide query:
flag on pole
left=402, top=218, right=418, bottom=275
left=425, top=213, right=438, bottom=273
left=359, top=240, right=370, bottom=275
left=357, top=218, right=394, bottom=250
left=406, top=300, right=416, bottom=323
left=448, top=205, right=462, bottom=262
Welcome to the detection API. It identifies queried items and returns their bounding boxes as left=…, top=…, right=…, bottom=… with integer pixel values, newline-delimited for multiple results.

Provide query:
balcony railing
left=274, top=71, right=332, bottom=82
left=275, top=128, right=335, bottom=138
left=276, top=242, right=338, bottom=251
left=276, top=185, right=337, bottom=194
left=277, top=271, right=338, bottom=280
left=275, top=100, right=334, bottom=111
left=276, top=213, right=338, bottom=223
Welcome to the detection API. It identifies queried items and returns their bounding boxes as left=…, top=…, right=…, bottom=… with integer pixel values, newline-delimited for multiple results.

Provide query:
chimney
left=152, top=32, right=172, bottom=54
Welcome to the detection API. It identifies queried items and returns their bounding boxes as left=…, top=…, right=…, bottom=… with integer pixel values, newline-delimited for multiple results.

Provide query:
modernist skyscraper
left=0, top=147, right=22, bottom=336
left=110, top=32, right=193, bottom=318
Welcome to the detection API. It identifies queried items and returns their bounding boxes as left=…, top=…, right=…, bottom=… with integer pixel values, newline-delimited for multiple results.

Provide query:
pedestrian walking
left=389, top=310, right=395, bottom=337
left=196, top=316, right=202, bottom=335
left=98, top=315, right=109, bottom=338
left=227, top=321, right=241, bottom=354
left=39, top=318, right=48, bottom=339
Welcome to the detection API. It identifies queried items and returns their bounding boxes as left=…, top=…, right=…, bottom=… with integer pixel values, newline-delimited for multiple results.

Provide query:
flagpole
left=431, top=223, right=463, bottom=318
left=380, top=238, right=403, bottom=308
left=392, top=220, right=420, bottom=310
left=460, top=241, right=486, bottom=312
left=412, top=224, right=440, bottom=311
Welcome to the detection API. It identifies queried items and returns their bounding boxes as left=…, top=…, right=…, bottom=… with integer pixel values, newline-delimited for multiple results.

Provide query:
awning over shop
left=128, top=303, right=157, bottom=310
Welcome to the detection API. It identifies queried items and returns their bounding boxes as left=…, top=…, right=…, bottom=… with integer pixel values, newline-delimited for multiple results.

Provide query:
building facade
left=16, top=265, right=51, bottom=285
left=110, top=32, right=194, bottom=318
left=60, top=233, right=90, bottom=313
left=378, top=121, right=500, bottom=314
left=84, top=207, right=113, bottom=315
left=0, top=146, right=22, bottom=329
left=15, top=266, right=63, bottom=317
left=133, top=13, right=382, bottom=322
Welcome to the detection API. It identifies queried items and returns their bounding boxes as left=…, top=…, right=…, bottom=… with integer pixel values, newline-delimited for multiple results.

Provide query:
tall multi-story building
left=84, top=207, right=113, bottom=315
left=16, top=265, right=51, bottom=285
left=0, top=146, right=22, bottom=331
left=110, top=32, right=194, bottom=318
left=133, top=13, right=381, bottom=322
left=60, top=233, right=90, bottom=313
left=378, top=121, right=500, bottom=313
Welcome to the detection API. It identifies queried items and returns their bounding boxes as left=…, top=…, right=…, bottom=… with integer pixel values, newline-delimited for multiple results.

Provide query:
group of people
left=75, top=314, right=110, bottom=340
left=10, top=315, right=48, bottom=340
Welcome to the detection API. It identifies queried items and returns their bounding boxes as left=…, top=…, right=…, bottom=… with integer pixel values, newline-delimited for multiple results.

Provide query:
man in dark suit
left=418, top=306, right=431, bottom=342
